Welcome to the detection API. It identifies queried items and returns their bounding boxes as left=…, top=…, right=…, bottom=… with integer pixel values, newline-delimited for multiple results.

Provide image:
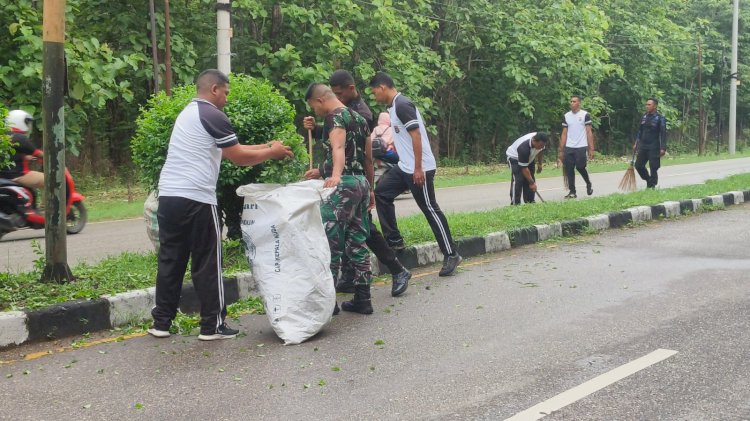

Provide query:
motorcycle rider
left=2, top=110, right=44, bottom=190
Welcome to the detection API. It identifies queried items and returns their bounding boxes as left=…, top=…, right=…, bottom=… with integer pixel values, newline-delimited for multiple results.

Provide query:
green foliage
left=0, top=105, right=13, bottom=169
left=131, top=74, right=308, bottom=192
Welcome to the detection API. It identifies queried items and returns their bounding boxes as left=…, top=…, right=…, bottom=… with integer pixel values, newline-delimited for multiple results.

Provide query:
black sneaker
left=333, top=301, right=340, bottom=316
left=335, top=279, right=356, bottom=294
left=564, top=192, right=577, bottom=199
left=198, top=323, right=239, bottom=341
left=586, top=184, right=593, bottom=196
left=391, top=269, right=411, bottom=297
left=439, top=254, right=462, bottom=277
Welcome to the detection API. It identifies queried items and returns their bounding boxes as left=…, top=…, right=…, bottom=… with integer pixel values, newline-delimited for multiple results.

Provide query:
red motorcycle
left=0, top=168, right=87, bottom=240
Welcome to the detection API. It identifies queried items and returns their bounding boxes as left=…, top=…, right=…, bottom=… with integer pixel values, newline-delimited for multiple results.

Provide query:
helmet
left=6, top=110, right=34, bottom=133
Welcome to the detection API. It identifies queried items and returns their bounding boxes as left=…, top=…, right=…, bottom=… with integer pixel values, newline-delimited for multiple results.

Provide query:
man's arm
left=408, top=128, right=425, bottom=187
left=559, top=127, right=568, bottom=161
left=324, top=127, right=345, bottom=188
left=659, top=116, right=667, bottom=154
left=586, top=124, right=595, bottom=159
left=521, top=166, right=537, bottom=192
left=222, top=142, right=292, bottom=166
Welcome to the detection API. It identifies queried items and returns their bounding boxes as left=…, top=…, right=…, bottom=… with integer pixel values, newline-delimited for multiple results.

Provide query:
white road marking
left=505, top=348, right=678, bottom=421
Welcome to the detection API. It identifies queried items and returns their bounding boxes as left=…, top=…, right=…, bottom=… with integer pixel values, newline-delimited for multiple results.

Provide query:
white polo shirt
left=562, top=109, right=592, bottom=149
left=158, top=99, right=239, bottom=205
left=388, top=93, right=436, bottom=174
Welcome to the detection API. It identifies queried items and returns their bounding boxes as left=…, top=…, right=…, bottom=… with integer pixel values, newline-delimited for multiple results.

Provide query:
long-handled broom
left=307, top=128, right=314, bottom=171
left=618, top=140, right=638, bottom=192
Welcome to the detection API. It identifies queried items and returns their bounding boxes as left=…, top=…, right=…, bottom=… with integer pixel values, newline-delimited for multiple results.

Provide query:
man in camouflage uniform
left=304, top=83, right=375, bottom=315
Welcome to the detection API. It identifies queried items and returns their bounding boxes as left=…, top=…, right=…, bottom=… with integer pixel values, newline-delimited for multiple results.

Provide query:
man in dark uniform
left=303, top=70, right=411, bottom=297
left=634, top=98, right=667, bottom=189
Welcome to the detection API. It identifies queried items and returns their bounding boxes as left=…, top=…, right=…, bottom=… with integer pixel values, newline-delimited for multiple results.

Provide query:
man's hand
left=659, top=149, right=666, bottom=157
left=324, top=175, right=341, bottom=188
left=588, top=149, right=595, bottom=160
left=412, top=168, right=425, bottom=187
left=303, top=116, right=316, bottom=131
left=529, top=182, right=538, bottom=192
left=269, top=142, right=293, bottom=160
left=304, top=168, right=321, bottom=180
left=368, top=191, right=375, bottom=211
left=536, top=165, right=543, bottom=174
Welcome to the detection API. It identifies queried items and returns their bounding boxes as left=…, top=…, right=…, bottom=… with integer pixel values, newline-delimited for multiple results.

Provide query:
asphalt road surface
left=1, top=157, right=749, bottom=273
left=1, top=204, right=748, bottom=420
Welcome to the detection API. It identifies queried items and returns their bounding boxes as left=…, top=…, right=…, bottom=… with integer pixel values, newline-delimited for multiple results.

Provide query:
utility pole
left=217, top=0, right=232, bottom=74
left=729, top=0, right=739, bottom=154
left=41, top=0, right=73, bottom=282
left=164, top=0, right=173, bottom=95
left=698, top=39, right=705, bottom=155
left=149, top=0, right=160, bottom=93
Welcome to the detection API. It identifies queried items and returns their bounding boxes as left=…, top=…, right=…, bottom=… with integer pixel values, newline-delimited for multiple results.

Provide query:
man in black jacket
left=303, top=70, right=411, bottom=297
left=634, top=98, right=667, bottom=188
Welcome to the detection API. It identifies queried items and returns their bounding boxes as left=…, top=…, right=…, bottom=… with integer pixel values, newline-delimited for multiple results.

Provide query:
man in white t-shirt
left=149, top=69, right=292, bottom=341
left=369, top=72, right=461, bottom=277
left=506, top=132, right=548, bottom=205
left=559, top=95, right=595, bottom=198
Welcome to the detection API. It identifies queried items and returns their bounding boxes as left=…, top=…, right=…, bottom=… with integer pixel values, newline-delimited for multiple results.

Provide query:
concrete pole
left=217, top=0, right=232, bottom=74
left=41, top=0, right=73, bottom=282
left=729, top=0, right=739, bottom=154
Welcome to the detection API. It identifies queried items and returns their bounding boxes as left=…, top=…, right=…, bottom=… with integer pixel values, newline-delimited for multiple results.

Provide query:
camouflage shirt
left=320, top=107, right=370, bottom=178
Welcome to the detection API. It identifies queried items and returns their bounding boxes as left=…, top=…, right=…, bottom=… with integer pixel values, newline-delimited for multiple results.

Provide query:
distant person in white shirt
left=559, top=95, right=595, bottom=199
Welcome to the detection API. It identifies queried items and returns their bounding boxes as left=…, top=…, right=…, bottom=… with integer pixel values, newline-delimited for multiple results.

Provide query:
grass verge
left=433, top=150, right=750, bottom=189
left=2, top=173, right=748, bottom=312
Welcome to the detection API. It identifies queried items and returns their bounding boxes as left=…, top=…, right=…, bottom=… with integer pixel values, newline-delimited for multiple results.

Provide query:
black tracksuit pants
left=152, top=196, right=226, bottom=335
left=564, top=146, right=591, bottom=194
left=341, top=212, right=401, bottom=279
left=508, top=158, right=536, bottom=205
left=375, top=165, right=456, bottom=257
left=635, top=147, right=661, bottom=188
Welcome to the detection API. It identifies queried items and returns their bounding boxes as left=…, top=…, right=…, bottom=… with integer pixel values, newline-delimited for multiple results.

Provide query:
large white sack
left=236, top=180, right=335, bottom=345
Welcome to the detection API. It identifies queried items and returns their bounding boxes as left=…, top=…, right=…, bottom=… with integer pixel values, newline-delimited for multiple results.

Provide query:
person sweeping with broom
left=634, top=98, right=667, bottom=189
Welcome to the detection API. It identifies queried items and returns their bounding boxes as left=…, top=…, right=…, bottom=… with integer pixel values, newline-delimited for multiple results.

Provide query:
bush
left=0, top=106, right=14, bottom=170
left=130, top=74, right=309, bottom=237
left=131, top=74, right=308, bottom=190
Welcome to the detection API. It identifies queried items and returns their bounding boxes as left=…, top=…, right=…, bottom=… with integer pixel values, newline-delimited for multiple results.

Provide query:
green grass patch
left=396, top=173, right=750, bottom=245
left=433, top=150, right=750, bottom=189
left=0, top=240, right=250, bottom=311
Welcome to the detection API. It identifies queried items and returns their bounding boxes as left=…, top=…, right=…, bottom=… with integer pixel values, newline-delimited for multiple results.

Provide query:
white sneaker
left=147, top=327, right=171, bottom=338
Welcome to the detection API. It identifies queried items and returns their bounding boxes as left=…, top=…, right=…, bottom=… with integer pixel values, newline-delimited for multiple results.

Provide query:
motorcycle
left=0, top=168, right=87, bottom=240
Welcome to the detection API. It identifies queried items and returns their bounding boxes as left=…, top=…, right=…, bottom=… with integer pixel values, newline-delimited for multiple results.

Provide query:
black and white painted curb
left=2, top=189, right=748, bottom=348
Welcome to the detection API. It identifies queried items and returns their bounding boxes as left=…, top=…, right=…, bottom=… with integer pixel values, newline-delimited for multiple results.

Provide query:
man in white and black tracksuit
left=369, top=72, right=462, bottom=277
left=559, top=95, right=595, bottom=199
left=149, top=69, right=293, bottom=341
left=506, top=132, right=549, bottom=205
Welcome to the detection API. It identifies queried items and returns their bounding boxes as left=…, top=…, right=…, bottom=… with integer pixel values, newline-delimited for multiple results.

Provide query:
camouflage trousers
left=320, top=175, right=372, bottom=286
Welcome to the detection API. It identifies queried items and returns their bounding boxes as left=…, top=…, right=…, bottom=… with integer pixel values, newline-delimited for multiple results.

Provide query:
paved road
left=1, top=205, right=748, bottom=420
left=1, top=157, right=749, bottom=272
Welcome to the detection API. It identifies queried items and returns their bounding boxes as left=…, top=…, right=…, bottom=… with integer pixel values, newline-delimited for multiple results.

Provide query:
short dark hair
left=533, top=132, right=549, bottom=143
left=571, top=95, right=582, bottom=102
left=305, top=82, right=332, bottom=101
left=369, top=72, right=395, bottom=89
left=647, top=97, right=659, bottom=105
left=196, top=69, right=229, bottom=92
left=329, top=69, right=355, bottom=88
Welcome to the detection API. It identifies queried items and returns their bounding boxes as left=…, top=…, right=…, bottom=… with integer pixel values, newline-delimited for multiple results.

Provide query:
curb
left=1, top=189, right=748, bottom=348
